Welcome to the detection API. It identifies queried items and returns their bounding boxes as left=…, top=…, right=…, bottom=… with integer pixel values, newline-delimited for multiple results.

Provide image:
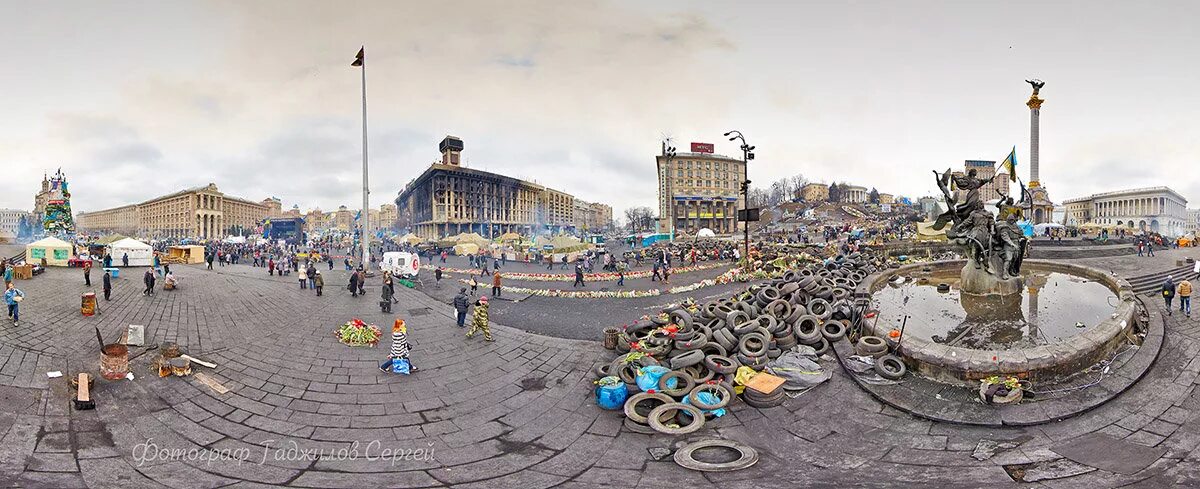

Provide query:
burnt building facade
left=395, top=136, right=593, bottom=240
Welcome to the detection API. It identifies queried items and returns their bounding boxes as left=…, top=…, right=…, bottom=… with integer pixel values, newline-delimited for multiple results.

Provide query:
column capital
left=1027, top=95, right=1044, bottom=110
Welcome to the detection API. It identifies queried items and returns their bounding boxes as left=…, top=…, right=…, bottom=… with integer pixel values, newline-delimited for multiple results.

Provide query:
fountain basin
left=859, top=259, right=1137, bottom=386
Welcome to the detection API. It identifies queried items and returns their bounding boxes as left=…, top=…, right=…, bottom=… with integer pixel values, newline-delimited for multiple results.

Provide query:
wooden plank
left=193, top=373, right=229, bottom=395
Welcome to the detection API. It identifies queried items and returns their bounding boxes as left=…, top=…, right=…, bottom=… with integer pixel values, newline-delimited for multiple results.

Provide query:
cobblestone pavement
left=3, top=263, right=1200, bottom=487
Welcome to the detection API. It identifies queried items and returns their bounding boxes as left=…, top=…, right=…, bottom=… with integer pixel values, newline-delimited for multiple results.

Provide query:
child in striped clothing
left=379, top=319, right=419, bottom=373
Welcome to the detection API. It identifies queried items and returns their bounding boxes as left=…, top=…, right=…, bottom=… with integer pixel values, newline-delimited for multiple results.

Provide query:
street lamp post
left=351, top=47, right=370, bottom=271
left=661, top=139, right=677, bottom=241
left=724, top=131, right=755, bottom=261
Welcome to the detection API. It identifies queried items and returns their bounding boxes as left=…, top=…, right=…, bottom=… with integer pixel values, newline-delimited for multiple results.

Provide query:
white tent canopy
left=26, top=237, right=74, bottom=266
left=110, top=238, right=154, bottom=267
left=696, top=228, right=716, bottom=238
left=223, top=236, right=247, bottom=244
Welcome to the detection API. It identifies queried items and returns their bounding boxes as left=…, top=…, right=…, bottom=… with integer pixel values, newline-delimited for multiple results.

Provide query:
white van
left=381, top=252, right=421, bottom=278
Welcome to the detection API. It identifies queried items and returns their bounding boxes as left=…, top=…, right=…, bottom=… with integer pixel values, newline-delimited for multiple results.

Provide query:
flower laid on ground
left=334, top=318, right=382, bottom=347
left=424, top=261, right=726, bottom=282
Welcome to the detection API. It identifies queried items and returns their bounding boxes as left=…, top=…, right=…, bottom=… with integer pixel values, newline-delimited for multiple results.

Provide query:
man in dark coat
left=452, top=288, right=470, bottom=328
left=143, top=268, right=156, bottom=296
left=349, top=270, right=360, bottom=297
left=102, top=270, right=112, bottom=301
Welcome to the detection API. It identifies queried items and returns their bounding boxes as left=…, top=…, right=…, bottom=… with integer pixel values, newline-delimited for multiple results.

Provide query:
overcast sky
left=3, top=0, right=1198, bottom=218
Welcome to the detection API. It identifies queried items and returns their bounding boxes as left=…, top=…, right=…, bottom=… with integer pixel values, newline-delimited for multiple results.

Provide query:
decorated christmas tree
left=42, top=169, right=76, bottom=236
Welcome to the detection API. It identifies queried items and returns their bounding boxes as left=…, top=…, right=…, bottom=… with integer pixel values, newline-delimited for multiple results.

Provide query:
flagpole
left=357, top=47, right=370, bottom=272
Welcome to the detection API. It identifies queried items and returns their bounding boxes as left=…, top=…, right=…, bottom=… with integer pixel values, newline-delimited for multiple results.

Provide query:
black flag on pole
left=351, top=47, right=364, bottom=67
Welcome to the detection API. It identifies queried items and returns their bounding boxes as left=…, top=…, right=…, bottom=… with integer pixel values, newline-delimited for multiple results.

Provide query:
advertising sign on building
left=690, top=142, right=714, bottom=154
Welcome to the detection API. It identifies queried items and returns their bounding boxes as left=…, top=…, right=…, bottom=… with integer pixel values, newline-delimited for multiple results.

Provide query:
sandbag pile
left=597, top=252, right=878, bottom=429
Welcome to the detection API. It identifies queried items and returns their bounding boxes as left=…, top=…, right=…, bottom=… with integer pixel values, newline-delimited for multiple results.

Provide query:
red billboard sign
left=690, top=142, right=714, bottom=154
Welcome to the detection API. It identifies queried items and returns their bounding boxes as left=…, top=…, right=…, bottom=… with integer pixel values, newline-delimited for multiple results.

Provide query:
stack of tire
left=852, top=334, right=908, bottom=381
left=602, top=252, right=878, bottom=416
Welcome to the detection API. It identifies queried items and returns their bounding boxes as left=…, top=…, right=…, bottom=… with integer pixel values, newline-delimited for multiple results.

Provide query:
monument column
left=1028, top=89, right=1042, bottom=185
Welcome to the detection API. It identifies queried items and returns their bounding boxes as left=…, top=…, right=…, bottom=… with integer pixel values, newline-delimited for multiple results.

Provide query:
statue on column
left=1025, top=79, right=1045, bottom=95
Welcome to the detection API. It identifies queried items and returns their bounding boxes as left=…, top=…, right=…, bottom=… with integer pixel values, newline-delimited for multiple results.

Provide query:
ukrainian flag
left=1002, top=147, right=1017, bottom=181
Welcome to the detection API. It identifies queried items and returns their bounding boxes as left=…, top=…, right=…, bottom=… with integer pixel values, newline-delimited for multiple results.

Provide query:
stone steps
left=1126, top=263, right=1195, bottom=295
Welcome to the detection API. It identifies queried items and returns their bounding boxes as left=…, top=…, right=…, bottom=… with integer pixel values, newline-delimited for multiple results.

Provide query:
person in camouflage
left=466, top=296, right=494, bottom=341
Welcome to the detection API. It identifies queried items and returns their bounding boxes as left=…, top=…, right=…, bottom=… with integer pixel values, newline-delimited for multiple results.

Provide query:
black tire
left=657, top=370, right=694, bottom=397
left=774, top=333, right=797, bottom=349
left=623, top=392, right=673, bottom=424
left=669, top=349, right=705, bottom=369
left=673, top=440, right=759, bottom=472
left=757, top=315, right=779, bottom=334
left=876, top=354, right=907, bottom=380
left=594, top=363, right=612, bottom=378
left=623, top=416, right=656, bottom=434
left=670, top=309, right=694, bottom=329
left=647, top=402, right=705, bottom=435
left=822, top=320, right=847, bottom=341
left=772, top=323, right=793, bottom=339
left=713, top=329, right=735, bottom=352
left=856, top=335, right=888, bottom=356
left=732, top=320, right=758, bottom=336
left=674, top=335, right=707, bottom=351
left=688, top=383, right=731, bottom=410
left=807, top=298, right=832, bottom=320
left=738, top=332, right=769, bottom=357
left=766, top=348, right=782, bottom=359
left=704, top=354, right=738, bottom=374
left=725, top=310, right=749, bottom=329
left=699, top=342, right=727, bottom=358
left=812, top=336, right=831, bottom=356
left=793, top=315, right=822, bottom=344
left=736, top=352, right=768, bottom=369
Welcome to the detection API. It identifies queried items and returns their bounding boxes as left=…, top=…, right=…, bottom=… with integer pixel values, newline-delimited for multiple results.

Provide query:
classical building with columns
left=842, top=185, right=868, bottom=204
left=1061, top=187, right=1189, bottom=235
left=77, top=183, right=271, bottom=239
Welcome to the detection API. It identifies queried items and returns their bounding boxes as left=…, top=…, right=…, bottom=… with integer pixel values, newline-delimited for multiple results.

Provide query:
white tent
left=26, top=237, right=75, bottom=266
left=223, top=236, right=247, bottom=244
left=696, top=228, right=716, bottom=238
left=1033, top=223, right=1066, bottom=235
left=110, top=238, right=154, bottom=267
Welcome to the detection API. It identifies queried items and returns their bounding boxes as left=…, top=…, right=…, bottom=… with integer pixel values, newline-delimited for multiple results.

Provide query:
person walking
left=268, top=257, right=275, bottom=276
left=1163, top=275, right=1177, bottom=316
left=470, top=276, right=479, bottom=295
left=83, top=261, right=92, bottom=286
left=662, top=264, right=671, bottom=284
left=122, top=253, right=129, bottom=267
left=378, top=318, right=419, bottom=373
left=5, top=283, right=24, bottom=326
left=573, top=264, right=585, bottom=287
left=102, top=270, right=112, bottom=301
left=434, top=267, right=443, bottom=288
left=617, top=260, right=626, bottom=287
left=314, top=270, right=324, bottom=296
left=206, top=252, right=214, bottom=270
left=453, top=288, right=470, bottom=328
left=307, top=264, right=317, bottom=289
left=143, top=268, right=156, bottom=296
left=1147, top=240, right=1155, bottom=257
left=651, top=261, right=661, bottom=282
left=380, top=276, right=394, bottom=314
left=561, top=255, right=568, bottom=270
left=348, top=269, right=360, bottom=297
left=1179, top=278, right=1193, bottom=317
left=492, top=271, right=502, bottom=298
left=1194, top=259, right=1200, bottom=281
left=357, top=267, right=366, bottom=296
left=298, top=267, right=308, bottom=289
left=466, top=296, right=494, bottom=341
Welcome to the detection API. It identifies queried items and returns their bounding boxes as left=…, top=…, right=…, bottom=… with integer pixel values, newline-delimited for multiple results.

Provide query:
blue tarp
left=1018, top=221, right=1034, bottom=237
